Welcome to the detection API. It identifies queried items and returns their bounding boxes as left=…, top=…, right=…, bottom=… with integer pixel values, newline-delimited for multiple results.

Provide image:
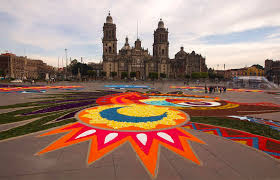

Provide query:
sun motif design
left=37, top=99, right=205, bottom=178
left=77, top=104, right=187, bottom=130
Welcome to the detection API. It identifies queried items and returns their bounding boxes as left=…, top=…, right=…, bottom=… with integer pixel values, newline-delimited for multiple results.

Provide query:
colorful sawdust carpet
left=184, top=122, right=280, bottom=159
left=228, top=116, right=280, bottom=131
left=97, top=92, right=280, bottom=116
left=38, top=103, right=205, bottom=178
left=36, top=92, right=280, bottom=178
left=1, top=91, right=279, bottom=178
left=104, top=85, right=151, bottom=89
left=266, top=92, right=280, bottom=95
left=0, top=85, right=83, bottom=93
left=170, top=86, right=264, bottom=92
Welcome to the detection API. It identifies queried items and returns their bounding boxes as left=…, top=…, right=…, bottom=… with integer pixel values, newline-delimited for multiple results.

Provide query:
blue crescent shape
left=143, top=100, right=185, bottom=107
left=99, top=106, right=167, bottom=123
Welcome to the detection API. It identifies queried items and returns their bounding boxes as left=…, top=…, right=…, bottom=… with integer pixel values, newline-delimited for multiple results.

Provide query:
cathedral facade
left=102, top=13, right=207, bottom=79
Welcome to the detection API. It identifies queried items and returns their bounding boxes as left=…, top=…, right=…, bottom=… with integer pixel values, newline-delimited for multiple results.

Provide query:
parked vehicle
left=10, top=79, right=23, bottom=83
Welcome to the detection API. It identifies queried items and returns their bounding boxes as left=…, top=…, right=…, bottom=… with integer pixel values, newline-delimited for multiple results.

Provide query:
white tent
left=232, top=76, right=278, bottom=89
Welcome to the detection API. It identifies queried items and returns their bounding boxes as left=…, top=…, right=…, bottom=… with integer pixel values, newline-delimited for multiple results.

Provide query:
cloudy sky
left=1, top=0, right=280, bottom=69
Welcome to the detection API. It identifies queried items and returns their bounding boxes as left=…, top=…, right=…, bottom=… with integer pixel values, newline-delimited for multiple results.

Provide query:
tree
left=252, top=64, right=264, bottom=70
left=0, top=69, right=4, bottom=76
left=121, top=72, right=128, bottom=79
left=160, top=73, right=166, bottom=78
left=100, top=71, right=106, bottom=77
left=208, top=68, right=214, bottom=73
left=208, top=72, right=216, bottom=79
left=191, top=72, right=200, bottom=79
left=92, top=70, right=97, bottom=77
left=130, top=72, right=136, bottom=78
left=216, top=74, right=224, bottom=80
left=87, top=70, right=96, bottom=79
left=177, top=74, right=184, bottom=79
left=110, top=72, right=117, bottom=77
left=69, top=60, right=93, bottom=76
left=149, top=72, right=158, bottom=80
left=200, top=72, right=208, bottom=78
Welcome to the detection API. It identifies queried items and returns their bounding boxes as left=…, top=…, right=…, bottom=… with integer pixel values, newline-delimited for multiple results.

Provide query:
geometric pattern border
left=184, top=122, right=280, bottom=159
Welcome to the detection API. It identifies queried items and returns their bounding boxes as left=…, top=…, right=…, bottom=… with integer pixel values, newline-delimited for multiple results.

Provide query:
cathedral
left=102, top=12, right=207, bottom=79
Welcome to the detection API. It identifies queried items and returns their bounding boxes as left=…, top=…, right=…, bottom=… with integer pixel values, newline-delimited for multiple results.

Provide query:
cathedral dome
left=106, top=12, right=113, bottom=24
left=175, top=46, right=187, bottom=58
left=121, top=44, right=131, bottom=50
left=158, top=18, right=165, bottom=29
left=121, top=36, right=131, bottom=50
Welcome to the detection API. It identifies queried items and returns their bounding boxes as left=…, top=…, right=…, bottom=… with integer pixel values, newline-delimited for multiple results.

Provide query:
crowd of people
left=205, top=86, right=227, bottom=94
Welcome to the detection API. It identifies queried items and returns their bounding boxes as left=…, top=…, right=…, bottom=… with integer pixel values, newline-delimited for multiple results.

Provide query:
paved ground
left=0, top=127, right=279, bottom=180
left=0, top=81, right=279, bottom=180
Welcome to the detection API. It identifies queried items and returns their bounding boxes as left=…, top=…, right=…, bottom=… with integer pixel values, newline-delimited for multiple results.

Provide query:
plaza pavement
left=0, top=81, right=279, bottom=180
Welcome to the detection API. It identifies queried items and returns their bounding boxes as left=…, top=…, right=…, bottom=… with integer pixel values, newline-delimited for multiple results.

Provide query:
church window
left=162, top=49, right=165, bottom=55
left=105, top=49, right=107, bottom=53
left=113, top=44, right=114, bottom=47
left=109, top=46, right=112, bottom=53
left=106, top=43, right=107, bottom=46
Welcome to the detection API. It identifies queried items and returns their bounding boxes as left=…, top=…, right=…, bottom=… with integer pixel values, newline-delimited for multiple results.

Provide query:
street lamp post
left=65, top=48, right=68, bottom=79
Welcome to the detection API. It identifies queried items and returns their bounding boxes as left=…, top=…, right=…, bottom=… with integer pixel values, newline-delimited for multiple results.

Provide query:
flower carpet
left=0, top=91, right=280, bottom=178
left=228, top=116, right=280, bottom=131
left=184, top=122, right=280, bottom=159
left=266, top=92, right=280, bottom=95
left=170, top=86, right=264, bottom=92
left=104, top=85, right=152, bottom=89
left=0, top=85, right=83, bottom=93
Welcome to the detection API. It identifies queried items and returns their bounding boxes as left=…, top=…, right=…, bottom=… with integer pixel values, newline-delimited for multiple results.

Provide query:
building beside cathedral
left=0, top=53, right=54, bottom=80
left=102, top=13, right=207, bottom=79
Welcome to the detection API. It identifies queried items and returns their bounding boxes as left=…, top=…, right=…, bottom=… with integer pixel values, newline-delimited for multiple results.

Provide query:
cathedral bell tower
left=102, top=12, right=117, bottom=60
left=153, top=19, right=169, bottom=58
left=135, top=38, right=141, bottom=49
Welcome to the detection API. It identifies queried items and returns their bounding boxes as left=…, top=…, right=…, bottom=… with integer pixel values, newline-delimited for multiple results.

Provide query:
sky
left=1, top=0, right=280, bottom=69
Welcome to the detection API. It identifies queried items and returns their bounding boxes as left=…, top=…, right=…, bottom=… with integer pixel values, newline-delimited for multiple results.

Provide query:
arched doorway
left=136, top=71, right=140, bottom=79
